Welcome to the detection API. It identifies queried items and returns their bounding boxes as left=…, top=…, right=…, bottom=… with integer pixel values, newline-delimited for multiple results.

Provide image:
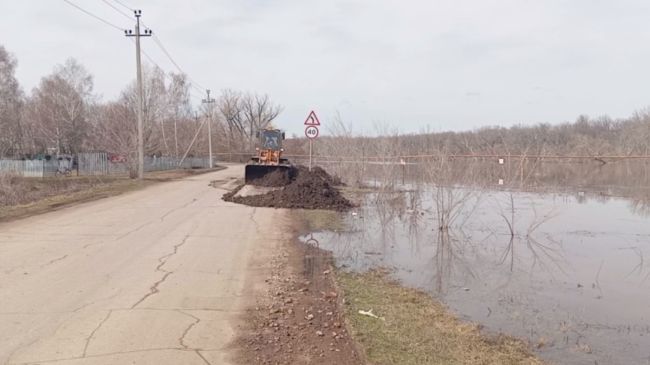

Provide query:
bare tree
left=91, top=101, right=135, bottom=163
left=212, top=91, right=282, bottom=161
left=241, top=93, right=282, bottom=149
left=118, top=66, right=168, bottom=156
left=217, top=89, right=245, bottom=158
left=0, top=45, right=24, bottom=157
left=25, top=58, right=93, bottom=155
left=165, top=73, right=192, bottom=157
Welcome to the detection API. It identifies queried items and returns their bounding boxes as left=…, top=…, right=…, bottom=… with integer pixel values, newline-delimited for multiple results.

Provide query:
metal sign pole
left=309, top=139, right=313, bottom=172
left=304, top=110, right=320, bottom=173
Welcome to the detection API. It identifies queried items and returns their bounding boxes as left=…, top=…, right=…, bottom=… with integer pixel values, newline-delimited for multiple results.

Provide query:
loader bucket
left=244, top=164, right=295, bottom=185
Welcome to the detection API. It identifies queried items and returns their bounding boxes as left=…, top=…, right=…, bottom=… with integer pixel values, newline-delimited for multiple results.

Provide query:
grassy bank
left=294, top=202, right=543, bottom=365
left=337, top=270, right=542, bottom=365
left=299, top=208, right=347, bottom=232
left=0, top=168, right=221, bottom=222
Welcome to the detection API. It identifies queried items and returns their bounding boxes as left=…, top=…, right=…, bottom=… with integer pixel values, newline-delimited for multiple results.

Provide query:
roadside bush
left=0, top=173, right=21, bottom=206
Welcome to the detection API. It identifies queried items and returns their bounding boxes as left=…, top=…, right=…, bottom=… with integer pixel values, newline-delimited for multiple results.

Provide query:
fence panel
left=144, top=157, right=210, bottom=172
left=42, top=160, right=58, bottom=177
left=1, top=155, right=211, bottom=177
left=78, top=152, right=109, bottom=176
left=0, top=160, right=44, bottom=177
left=181, top=157, right=210, bottom=169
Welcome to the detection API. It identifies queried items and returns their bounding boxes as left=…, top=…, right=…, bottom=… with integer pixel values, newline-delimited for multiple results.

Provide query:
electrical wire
left=99, top=0, right=132, bottom=21
left=62, top=0, right=126, bottom=31
left=111, top=0, right=135, bottom=11
left=128, top=38, right=204, bottom=103
left=133, top=15, right=207, bottom=92
left=65, top=0, right=207, bottom=101
left=134, top=40, right=166, bottom=74
left=149, top=34, right=207, bottom=93
left=101, top=0, right=208, bottom=94
left=151, top=36, right=189, bottom=79
left=190, top=92, right=204, bottom=102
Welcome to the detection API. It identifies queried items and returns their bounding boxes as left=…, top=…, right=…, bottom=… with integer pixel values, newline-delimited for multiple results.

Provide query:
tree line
left=0, top=45, right=282, bottom=171
left=286, top=110, right=650, bottom=160
left=3, top=42, right=650, bottom=171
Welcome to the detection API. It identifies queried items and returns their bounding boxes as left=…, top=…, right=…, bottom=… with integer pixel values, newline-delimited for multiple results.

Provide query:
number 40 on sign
left=305, top=126, right=319, bottom=139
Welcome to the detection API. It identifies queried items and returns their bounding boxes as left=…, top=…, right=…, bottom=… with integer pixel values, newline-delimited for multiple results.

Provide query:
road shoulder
left=231, top=209, right=364, bottom=365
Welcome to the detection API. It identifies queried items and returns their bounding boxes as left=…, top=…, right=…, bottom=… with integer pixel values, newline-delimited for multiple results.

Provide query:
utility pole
left=174, top=117, right=179, bottom=158
left=202, top=89, right=215, bottom=168
left=125, top=10, right=152, bottom=179
left=178, top=117, right=207, bottom=167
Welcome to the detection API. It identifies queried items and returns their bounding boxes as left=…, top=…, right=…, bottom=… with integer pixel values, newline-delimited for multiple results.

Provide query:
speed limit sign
left=305, top=125, right=319, bottom=139
left=304, top=111, right=320, bottom=171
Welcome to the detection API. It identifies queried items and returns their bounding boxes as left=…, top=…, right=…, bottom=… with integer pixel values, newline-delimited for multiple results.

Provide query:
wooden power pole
left=202, top=90, right=215, bottom=168
left=125, top=10, right=152, bottom=179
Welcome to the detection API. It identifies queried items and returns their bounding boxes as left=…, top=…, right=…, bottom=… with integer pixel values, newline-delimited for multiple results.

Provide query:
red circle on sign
left=305, top=126, right=319, bottom=139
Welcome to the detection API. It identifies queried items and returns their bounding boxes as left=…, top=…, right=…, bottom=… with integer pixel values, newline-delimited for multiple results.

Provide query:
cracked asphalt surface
left=0, top=165, right=286, bottom=364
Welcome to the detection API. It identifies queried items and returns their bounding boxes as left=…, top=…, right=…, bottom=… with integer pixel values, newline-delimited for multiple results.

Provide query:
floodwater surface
left=305, top=161, right=650, bottom=364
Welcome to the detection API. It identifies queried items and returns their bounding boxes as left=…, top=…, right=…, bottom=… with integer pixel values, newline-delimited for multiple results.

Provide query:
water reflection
left=428, top=228, right=478, bottom=296
left=302, top=234, right=329, bottom=293
left=326, top=159, right=650, bottom=217
left=306, top=186, right=650, bottom=364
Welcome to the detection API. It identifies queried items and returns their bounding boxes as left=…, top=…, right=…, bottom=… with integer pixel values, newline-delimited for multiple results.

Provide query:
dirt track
left=0, top=165, right=287, bottom=365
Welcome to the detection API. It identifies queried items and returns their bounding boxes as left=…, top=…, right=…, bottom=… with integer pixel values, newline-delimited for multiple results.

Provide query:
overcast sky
left=2, top=0, right=650, bottom=136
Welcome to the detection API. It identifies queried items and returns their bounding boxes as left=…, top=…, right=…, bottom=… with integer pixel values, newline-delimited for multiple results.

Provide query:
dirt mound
left=303, top=166, right=343, bottom=186
left=224, top=166, right=352, bottom=211
left=246, top=168, right=292, bottom=187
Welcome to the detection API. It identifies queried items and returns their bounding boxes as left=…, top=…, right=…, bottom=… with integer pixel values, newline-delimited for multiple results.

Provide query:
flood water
left=304, top=160, right=650, bottom=364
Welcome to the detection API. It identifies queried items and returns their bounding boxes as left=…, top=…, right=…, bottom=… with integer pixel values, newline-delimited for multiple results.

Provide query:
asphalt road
left=0, top=166, right=286, bottom=365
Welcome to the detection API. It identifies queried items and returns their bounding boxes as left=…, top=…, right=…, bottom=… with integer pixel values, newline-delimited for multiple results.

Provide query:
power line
left=63, top=0, right=207, bottom=104
left=151, top=36, right=189, bottom=79
left=111, top=0, right=135, bottom=11
left=104, top=2, right=208, bottom=96
left=99, top=0, right=132, bottom=21
left=149, top=33, right=207, bottom=93
left=62, top=0, right=126, bottom=31
left=136, top=17, right=207, bottom=93
left=130, top=39, right=203, bottom=103
left=130, top=39, right=167, bottom=75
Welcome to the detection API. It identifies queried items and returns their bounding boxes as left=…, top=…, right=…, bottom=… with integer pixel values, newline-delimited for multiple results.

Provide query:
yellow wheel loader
left=244, top=129, right=296, bottom=183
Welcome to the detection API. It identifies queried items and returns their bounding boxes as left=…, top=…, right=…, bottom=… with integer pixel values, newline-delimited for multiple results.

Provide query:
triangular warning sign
left=304, top=111, right=321, bottom=126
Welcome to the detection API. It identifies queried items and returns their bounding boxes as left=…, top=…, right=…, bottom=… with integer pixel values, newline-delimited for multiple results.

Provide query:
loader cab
left=258, top=129, right=285, bottom=151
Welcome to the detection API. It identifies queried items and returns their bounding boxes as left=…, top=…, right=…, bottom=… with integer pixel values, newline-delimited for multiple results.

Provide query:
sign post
left=309, top=138, right=312, bottom=171
left=304, top=111, right=320, bottom=171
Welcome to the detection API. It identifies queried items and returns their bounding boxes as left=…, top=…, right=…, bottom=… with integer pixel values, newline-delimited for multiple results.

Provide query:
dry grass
left=1, top=174, right=126, bottom=206
left=295, top=209, right=347, bottom=233
left=0, top=168, right=222, bottom=222
left=0, top=175, right=151, bottom=222
left=337, top=270, right=544, bottom=365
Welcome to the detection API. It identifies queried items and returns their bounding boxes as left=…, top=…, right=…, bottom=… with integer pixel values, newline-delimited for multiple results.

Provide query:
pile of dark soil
left=247, top=168, right=292, bottom=187
left=224, top=166, right=353, bottom=211
left=306, top=166, right=343, bottom=186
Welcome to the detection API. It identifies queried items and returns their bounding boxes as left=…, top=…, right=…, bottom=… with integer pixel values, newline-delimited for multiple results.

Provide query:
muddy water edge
left=301, top=160, right=650, bottom=365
